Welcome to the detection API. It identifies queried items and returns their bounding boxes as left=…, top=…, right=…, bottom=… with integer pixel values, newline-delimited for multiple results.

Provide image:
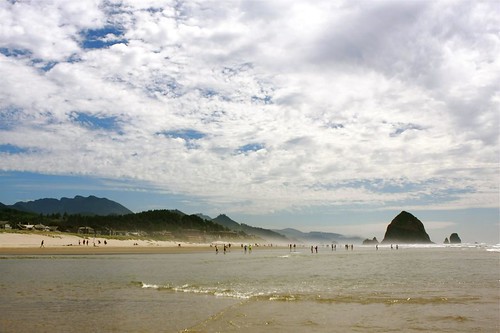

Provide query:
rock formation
left=381, top=211, right=432, bottom=244
left=362, top=237, right=379, bottom=245
left=444, top=237, right=449, bottom=244
left=449, top=233, right=461, bottom=244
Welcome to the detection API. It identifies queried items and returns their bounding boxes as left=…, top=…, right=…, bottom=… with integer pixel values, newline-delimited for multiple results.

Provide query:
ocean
left=1, top=244, right=498, bottom=332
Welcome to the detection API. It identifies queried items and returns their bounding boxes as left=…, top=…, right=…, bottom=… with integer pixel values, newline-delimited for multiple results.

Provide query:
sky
left=0, top=0, right=498, bottom=244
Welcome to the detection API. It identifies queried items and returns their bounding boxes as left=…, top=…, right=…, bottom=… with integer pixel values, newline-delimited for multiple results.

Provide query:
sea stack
left=449, top=233, right=461, bottom=244
left=362, top=237, right=379, bottom=245
left=382, top=211, right=432, bottom=244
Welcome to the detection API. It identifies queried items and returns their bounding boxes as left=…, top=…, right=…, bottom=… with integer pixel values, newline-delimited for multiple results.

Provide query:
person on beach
left=315, top=246, right=318, bottom=253
left=215, top=245, right=219, bottom=254
left=40, top=240, right=44, bottom=248
left=311, top=246, right=313, bottom=253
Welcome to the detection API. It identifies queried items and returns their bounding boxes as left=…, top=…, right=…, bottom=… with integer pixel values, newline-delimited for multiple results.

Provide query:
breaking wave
left=137, top=281, right=482, bottom=305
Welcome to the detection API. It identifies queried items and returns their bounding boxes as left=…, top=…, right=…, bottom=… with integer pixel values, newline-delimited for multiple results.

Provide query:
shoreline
left=0, top=246, right=215, bottom=255
left=0, top=232, right=221, bottom=255
left=0, top=231, right=283, bottom=255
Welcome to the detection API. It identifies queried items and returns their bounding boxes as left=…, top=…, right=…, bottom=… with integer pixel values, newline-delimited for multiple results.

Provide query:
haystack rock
left=449, top=233, right=461, bottom=244
left=382, top=211, right=432, bottom=244
left=444, top=237, right=450, bottom=244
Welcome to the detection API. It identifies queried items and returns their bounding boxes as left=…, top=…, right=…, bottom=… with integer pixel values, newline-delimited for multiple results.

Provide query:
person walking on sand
left=40, top=240, right=44, bottom=248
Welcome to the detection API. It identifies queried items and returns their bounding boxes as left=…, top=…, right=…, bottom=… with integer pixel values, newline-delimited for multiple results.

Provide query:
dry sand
left=0, top=232, right=217, bottom=255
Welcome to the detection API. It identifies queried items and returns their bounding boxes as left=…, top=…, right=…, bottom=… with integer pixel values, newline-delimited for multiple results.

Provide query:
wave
left=373, top=243, right=499, bottom=250
left=140, top=282, right=255, bottom=299
left=486, top=244, right=500, bottom=252
left=137, top=281, right=482, bottom=305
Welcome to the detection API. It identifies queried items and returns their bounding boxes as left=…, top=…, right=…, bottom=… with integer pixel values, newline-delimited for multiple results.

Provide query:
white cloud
left=0, top=0, right=498, bottom=215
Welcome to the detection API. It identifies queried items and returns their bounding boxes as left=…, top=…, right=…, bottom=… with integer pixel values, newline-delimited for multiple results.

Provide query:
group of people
left=213, top=243, right=256, bottom=254
left=78, top=239, right=107, bottom=246
left=211, top=242, right=402, bottom=255
left=39, top=238, right=109, bottom=248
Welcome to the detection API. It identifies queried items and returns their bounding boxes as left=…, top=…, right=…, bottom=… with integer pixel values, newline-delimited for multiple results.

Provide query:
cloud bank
left=0, top=0, right=498, bottom=214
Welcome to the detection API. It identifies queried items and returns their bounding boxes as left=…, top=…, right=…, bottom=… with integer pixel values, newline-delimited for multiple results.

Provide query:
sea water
left=0, top=244, right=498, bottom=332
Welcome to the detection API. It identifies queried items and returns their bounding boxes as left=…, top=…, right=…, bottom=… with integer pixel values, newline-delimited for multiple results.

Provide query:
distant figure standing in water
left=215, top=245, right=219, bottom=254
left=315, top=246, right=318, bottom=253
left=311, top=246, right=314, bottom=253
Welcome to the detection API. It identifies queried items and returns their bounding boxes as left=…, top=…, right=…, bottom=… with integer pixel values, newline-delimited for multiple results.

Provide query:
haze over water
left=1, top=244, right=498, bottom=332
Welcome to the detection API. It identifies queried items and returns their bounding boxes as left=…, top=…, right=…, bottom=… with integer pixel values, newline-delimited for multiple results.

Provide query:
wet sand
left=0, top=245, right=216, bottom=255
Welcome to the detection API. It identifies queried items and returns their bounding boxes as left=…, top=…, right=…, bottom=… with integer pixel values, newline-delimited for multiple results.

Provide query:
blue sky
left=0, top=0, right=498, bottom=244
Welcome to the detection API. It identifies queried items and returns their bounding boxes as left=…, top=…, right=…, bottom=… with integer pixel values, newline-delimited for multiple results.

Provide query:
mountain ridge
left=8, top=195, right=133, bottom=216
left=2, top=195, right=365, bottom=243
left=212, top=214, right=288, bottom=241
left=274, top=227, right=363, bottom=244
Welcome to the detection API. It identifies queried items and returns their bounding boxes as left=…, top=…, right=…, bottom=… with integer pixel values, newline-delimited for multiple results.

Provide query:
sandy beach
left=0, top=232, right=220, bottom=255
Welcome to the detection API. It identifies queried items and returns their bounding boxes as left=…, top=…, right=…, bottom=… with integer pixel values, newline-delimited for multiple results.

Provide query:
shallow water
left=1, top=245, right=498, bottom=332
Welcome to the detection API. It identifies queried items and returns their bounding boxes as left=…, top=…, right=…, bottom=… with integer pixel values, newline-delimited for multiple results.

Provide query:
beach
left=0, top=231, right=224, bottom=255
left=1, top=232, right=498, bottom=332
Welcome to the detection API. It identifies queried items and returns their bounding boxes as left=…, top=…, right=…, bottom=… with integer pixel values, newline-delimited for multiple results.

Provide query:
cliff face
left=382, top=211, right=432, bottom=244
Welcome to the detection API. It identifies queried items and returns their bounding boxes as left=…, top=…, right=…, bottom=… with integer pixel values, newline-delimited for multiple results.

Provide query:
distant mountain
left=195, top=213, right=213, bottom=221
left=275, top=228, right=363, bottom=244
left=212, top=214, right=242, bottom=230
left=0, top=202, right=6, bottom=209
left=212, top=214, right=288, bottom=242
left=9, top=195, right=133, bottom=216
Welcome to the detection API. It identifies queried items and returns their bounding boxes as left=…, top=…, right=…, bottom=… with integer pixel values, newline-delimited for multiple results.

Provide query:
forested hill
left=0, top=207, right=228, bottom=234
left=8, top=195, right=132, bottom=216
left=62, top=209, right=232, bottom=234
